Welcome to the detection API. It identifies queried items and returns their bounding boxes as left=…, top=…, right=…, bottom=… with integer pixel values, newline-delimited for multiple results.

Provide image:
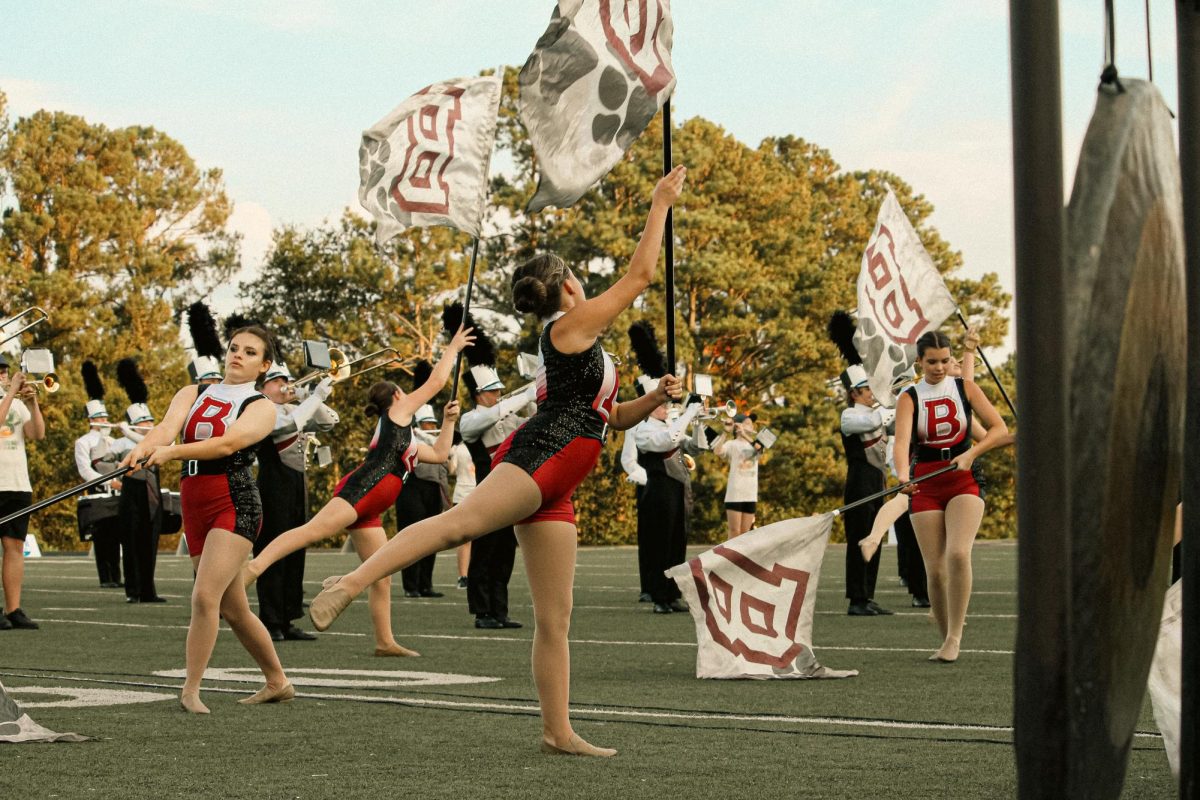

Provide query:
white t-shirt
left=721, top=438, right=759, bottom=503
left=0, top=396, right=33, bottom=492
left=450, top=442, right=476, bottom=504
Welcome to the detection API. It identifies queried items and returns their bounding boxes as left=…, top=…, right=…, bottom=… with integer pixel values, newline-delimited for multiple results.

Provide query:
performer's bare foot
left=310, top=576, right=355, bottom=631
left=540, top=733, right=617, bottom=758
left=858, top=535, right=883, bottom=563
left=240, top=560, right=262, bottom=589
left=237, top=682, right=295, bottom=705
left=929, top=636, right=961, bottom=663
left=180, top=691, right=210, bottom=714
left=374, top=642, right=421, bottom=658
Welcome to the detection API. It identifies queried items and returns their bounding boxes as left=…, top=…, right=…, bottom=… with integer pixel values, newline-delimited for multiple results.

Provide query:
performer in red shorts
left=120, top=325, right=290, bottom=714
left=892, top=330, right=1009, bottom=664
left=309, top=165, right=689, bottom=758
left=242, top=333, right=469, bottom=656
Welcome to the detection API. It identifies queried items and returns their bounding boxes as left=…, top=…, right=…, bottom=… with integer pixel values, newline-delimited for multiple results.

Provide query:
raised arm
left=961, top=328, right=980, bottom=383
left=552, top=166, right=687, bottom=354
left=119, top=385, right=199, bottom=468
left=396, top=328, right=474, bottom=420
left=414, top=402, right=460, bottom=464
left=20, top=386, right=45, bottom=441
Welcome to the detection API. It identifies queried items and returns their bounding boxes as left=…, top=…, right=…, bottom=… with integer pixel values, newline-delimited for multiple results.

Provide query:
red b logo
left=390, top=86, right=464, bottom=214
left=923, top=397, right=963, bottom=446
left=185, top=397, right=234, bottom=443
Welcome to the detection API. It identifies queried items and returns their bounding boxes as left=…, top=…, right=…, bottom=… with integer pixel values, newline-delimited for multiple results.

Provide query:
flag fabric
left=0, top=681, right=91, bottom=743
left=666, top=514, right=858, bottom=680
left=519, top=0, right=676, bottom=211
left=853, top=190, right=957, bottom=406
left=358, top=75, right=501, bottom=244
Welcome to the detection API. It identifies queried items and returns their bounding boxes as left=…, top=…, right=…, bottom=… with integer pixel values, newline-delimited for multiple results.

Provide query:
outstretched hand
left=652, top=165, right=687, bottom=209
left=449, top=326, right=476, bottom=354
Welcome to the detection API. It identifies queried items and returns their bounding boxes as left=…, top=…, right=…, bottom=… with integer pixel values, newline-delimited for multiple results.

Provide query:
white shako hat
left=263, top=361, right=293, bottom=384
left=840, top=364, right=870, bottom=393
left=188, top=355, right=223, bottom=383
left=466, top=365, right=503, bottom=393
left=86, top=399, right=109, bottom=419
left=126, top=403, right=154, bottom=425
left=415, top=404, right=437, bottom=425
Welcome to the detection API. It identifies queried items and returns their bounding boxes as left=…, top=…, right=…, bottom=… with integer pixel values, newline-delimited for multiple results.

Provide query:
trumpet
left=0, top=307, right=49, bottom=347
left=30, top=373, right=60, bottom=393
left=697, top=399, right=738, bottom=420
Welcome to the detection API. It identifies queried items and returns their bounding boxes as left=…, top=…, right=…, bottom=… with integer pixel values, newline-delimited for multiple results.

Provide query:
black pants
left=254, top=539, right=305, bottom=628
left=119, top=476, right=161, bottom=601
left=893, top=511, right=928, bottom=601
left=467, top=526, right=517, bottom=620
left=92, top=518, right=123, bottom=586
left=638, top=476, right=688, bottom=604
left=397, top=479, right=444, bottom=594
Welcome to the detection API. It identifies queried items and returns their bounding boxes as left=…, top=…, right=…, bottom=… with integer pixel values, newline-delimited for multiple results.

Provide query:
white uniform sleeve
left=75, top=434, right=102, bottom=481
left=308, top=403, right=340, bottom=432
left=460, top=390, right=534, bottom=442
left=620, top=433, right=647, bottom=486
left=634, top=405, right=703, bottom=452
left=118, top=422, right=146, bottom=443
left=841, top=407, right=883, bottom=435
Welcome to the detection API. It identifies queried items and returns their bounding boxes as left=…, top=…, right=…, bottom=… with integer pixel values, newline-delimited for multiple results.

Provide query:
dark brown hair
left=511, top=254, right=569, bottom=318
left=229, top=325, right=278, bottom=387
left=365, top=380, right=398, bottom=417
left=916, top=330, right=954, bottom=358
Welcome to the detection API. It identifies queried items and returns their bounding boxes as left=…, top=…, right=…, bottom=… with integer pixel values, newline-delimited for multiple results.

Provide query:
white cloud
left=209, top=200, right=275, bottom=315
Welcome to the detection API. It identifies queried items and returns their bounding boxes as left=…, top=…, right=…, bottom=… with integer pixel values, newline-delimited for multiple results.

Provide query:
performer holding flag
left=74, top=361, right=123, bottom=588
left=309, top=165, right=687, bottom=758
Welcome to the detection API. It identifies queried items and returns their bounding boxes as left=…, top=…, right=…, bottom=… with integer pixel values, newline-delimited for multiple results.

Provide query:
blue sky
left=0, top=1, right=1182, bottom=330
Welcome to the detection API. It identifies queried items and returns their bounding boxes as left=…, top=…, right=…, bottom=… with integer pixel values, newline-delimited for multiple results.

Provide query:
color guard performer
left=120, top=324, right=291, bottom=713
left=309, top=166, right=688, bottom=757
left=0, top=355, right=45, bottom=631
left=242, top=331, right=471, bottom=656
left=74, top=361, right=123, bottom=588
left=113, top=359, right=166, bottom=603
left=255, top=363, right=338, bottom=641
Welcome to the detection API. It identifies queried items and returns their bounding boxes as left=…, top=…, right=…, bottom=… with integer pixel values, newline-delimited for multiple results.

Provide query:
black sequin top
left=335, top=413, right=419, bottom=505
left=500, top=319, right=619, bottom=474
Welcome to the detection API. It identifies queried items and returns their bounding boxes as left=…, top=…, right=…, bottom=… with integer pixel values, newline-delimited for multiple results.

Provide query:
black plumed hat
left=187, top=302, right=224, bottom=359
left=410, top=360, right=433, bottom=394
left=441, top=302, right=496, bottom=368
left=81, top=361, right=105, bottom=401
left=628, top=320, right=666, bottom=379
left=826, top=311, right=862, bottom=366
left=116, top=358, right=149, bottom=404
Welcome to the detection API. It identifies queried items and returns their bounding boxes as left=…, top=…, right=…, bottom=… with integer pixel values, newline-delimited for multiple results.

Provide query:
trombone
left=0, top=307, right=49, bottom=347
left=291, top=347, right=404, bottom=388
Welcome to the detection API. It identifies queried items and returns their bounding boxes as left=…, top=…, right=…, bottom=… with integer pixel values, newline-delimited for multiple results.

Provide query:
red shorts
left=181, top=474, right=262, bottom=558
left=491, top=435, right=601, bottom=526
left=334, top=470, right=404, bottom=530
left=910, top=461, right=980, bottom=514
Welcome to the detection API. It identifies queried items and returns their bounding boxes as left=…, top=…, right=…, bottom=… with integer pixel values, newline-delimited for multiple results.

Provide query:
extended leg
left=246, top=499, right=357, bottom=582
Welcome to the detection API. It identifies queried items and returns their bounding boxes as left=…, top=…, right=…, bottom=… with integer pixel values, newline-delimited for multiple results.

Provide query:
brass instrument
left=292, top=347, right=403, bottom=388
left=496, top=380, right=536, bottom=404
left=31, top=373, right=60, bottom=393
left=0, top=307, right=49, bottom=347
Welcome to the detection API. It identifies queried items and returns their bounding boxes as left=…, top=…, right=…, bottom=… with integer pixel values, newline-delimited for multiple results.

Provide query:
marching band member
left=114, top=359, right=166, bottom=604
left=120, top=324, right=291, bottom=713
left=0, top=355, right=45, bottom=631
left=710, top=411, right=761, bottom=539
left=618, top=430, right=649, bottom=602
left=74, top=361, right=123, bottom=588
left=187, top=302, right=224, bottom=385
left=398, top=398, right=452, bottom=599
left=309, top=165, right=687, bottom=757
left=893, top=330, right=1009, bottom=663
left=629, top=320, right=701, bottom=614
left=242, top=332, right=471, bottom=657
left=447, top=431, right=473, bottom=589
left=450, top=305, right=535, bottom=629
left=254, top=362, right=339, bottom=642
left=829, top=311, right=894, bottom=617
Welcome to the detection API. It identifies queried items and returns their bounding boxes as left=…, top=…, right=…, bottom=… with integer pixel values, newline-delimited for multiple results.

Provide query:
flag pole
left=0, top=465, right=140, bottom=527
left=955, top=309, right=1017, bottom=419
left=451, top=236, right=481, bottom=399
left=662, top=97, right=677, bottom=376
left=831, top=463, right=956, bottom=517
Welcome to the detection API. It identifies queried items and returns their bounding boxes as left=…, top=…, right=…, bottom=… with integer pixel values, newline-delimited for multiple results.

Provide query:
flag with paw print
left=666, top=514, right=858, bottom=680
left=519, top=0, right=676, bottom=211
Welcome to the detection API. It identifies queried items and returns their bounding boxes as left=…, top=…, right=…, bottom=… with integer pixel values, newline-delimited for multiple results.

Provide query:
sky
left=0, top=1, right=1184, bottom=342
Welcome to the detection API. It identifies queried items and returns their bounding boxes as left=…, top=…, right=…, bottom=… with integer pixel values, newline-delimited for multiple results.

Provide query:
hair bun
left=512, top=276, right=547, bottom=314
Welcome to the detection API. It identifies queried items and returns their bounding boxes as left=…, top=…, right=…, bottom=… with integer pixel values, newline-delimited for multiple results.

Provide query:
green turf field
left=0, top=541, right=1175, bottom=799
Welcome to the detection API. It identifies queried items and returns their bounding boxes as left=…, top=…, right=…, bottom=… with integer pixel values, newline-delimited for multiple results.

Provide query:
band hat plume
left=443, top=301, right=503, bottom=394
left=628, top=319, right=666, bottom=398
left=81, top=361, right=108, bottom=419
left=186, top=301, right=224, bottom=382
left=116, top=358, right=154, bottom=424
left=827, top=311, right=870, bottom=393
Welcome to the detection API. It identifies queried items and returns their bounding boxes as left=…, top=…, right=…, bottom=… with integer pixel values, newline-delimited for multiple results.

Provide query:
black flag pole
left=0, top=464, right=141, bottom=528
left=954, top=309, right=1017, bottom=419
left=662, top=97, right=677, bottom=376
left=831, top=463, right=956, bottom=517
left=450, top=236, right=481, bottom=400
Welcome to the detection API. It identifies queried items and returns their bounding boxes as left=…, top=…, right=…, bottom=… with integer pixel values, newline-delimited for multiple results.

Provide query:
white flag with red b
left=358, top=75, right=501, bottom=244
left=666, top=514, right=857, bottom=680
left=854, top=190, right=957, bottom=406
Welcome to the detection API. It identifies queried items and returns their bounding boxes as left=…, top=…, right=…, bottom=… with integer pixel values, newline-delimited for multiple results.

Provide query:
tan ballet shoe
left=238, top=682, right=296, bottom=705
left=859, top=536, right=883, bottom=563
left=241, top=561, right=261, bottom=589
left=540, top=733, right=617, bottom=758
left=179, top=692, right=210, bottom=715
left=374, top=643, right=421, bottom=658
left=929, top=636, right=961, bottom=663
left=309, top=576, right=355, bottom=631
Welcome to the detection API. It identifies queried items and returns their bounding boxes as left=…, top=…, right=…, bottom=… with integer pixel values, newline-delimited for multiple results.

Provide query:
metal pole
left=1174, top=5, right=1200, bottom=795
left=0, top=465, right=136, bottom=527
left=662, top=98, right=676, bottom=376
left=955, top=310, right=1017, bottom=419
left=830, top=464, right=956, bottom=517
left=1009, top=1, right=1071, bottom=796
left=450, top=237, right=481, bottom=399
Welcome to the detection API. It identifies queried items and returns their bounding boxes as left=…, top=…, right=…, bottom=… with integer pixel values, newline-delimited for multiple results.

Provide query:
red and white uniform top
left=910, top=377, right=970, bottom=448
left=182, top=381, right=265, bottom=473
